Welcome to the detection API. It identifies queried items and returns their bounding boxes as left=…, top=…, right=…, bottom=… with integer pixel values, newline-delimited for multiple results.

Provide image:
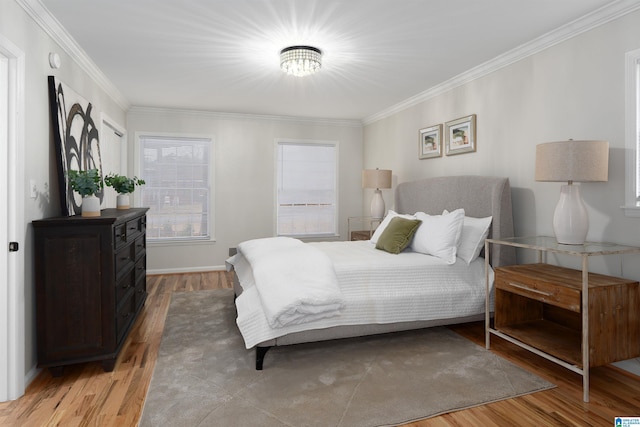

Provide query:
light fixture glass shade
left=362, top=169, right=392, bottom=219
left=535, top=140, right=609, bottom=245
left=280, top=46, right=322, bottom=77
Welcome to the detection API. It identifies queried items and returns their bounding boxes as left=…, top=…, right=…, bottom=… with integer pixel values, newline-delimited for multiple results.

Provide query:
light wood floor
left=1, top=271, right=639, bottom=426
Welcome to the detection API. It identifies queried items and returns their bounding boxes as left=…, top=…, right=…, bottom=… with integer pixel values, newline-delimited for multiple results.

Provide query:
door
left=0, top=33, right=25, bottom=402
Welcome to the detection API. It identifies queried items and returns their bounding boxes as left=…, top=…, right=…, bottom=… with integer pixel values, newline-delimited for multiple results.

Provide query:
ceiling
left=39, top=0, right=622, bottom=121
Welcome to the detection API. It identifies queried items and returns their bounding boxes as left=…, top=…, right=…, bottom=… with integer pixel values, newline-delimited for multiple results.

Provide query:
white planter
left=116, top=194, right=130, bottom=210
left=81, top=195, right=101, bottom=217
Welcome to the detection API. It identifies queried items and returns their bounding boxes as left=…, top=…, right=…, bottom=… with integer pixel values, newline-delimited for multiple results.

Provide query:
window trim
left=624, top=48, right=640, bottom=217
left=135, top=131, right=216, bottom=244
left=274, top=138, right=340, bottom=238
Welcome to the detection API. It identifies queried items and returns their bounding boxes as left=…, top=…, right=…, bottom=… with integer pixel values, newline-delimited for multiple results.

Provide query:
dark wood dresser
left=33, top=208, right=148, bottom=375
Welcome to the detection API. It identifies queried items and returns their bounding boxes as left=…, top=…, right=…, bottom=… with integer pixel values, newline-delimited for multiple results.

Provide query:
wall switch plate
left=30, top=179, right=37, bottom=199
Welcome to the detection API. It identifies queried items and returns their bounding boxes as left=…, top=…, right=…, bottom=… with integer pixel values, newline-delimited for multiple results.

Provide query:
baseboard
left=25, top=364, right=41, bottom=389
left=147, top=265, right=226, bottom=275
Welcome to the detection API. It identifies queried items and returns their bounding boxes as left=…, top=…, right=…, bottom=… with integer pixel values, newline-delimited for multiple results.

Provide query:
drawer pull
left=507, top=282, right=554, bottom=297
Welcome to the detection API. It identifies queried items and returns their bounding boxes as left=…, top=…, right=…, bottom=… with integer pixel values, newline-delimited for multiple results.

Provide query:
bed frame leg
left=256, top=346, right=271, bottom=370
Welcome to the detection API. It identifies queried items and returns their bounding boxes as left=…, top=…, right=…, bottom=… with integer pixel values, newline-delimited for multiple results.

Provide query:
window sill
left=148, top=238, right=216, bottom=247
left=621, top=205, right=640, bottom=218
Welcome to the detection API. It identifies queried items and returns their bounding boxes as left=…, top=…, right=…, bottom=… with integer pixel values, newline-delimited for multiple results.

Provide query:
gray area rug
left=140, top=290, right=554, bottom=427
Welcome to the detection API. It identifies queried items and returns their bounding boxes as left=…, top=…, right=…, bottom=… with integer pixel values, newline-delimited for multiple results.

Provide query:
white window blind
left=277, top=141, right=337, bottom=236
left=138, top=135, right=212, bottom=241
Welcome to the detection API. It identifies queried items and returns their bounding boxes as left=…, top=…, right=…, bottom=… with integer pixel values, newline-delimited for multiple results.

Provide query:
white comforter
left=235, top=237, right=344, bottom=328
left=229, top=240, right=494, bottom=349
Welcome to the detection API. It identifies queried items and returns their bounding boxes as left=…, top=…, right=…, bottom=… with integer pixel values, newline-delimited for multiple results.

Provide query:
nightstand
left=347, top=216, right=381, bottom=241
left=484, top=236, right=640, bottom=402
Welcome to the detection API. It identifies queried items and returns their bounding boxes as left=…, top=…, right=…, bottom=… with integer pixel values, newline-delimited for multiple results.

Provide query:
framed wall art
left=48, top=76, right=104, bottom=216
left=418, top=124, right=442, bottom=159
left=445, top=114, right=476, bottom=156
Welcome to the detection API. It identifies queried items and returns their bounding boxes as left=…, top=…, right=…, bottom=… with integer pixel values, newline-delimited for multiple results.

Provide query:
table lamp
left=535, top=140, right=609, bottom=245
left=362, top=168, right=392, bottom=219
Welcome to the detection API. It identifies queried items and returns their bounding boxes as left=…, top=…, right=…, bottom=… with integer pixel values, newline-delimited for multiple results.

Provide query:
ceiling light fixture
left=280, top=46, right=322, bottom=77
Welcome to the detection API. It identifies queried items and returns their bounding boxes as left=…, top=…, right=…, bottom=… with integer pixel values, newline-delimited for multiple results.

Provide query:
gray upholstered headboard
left=395, top=176, right=516, bottom=267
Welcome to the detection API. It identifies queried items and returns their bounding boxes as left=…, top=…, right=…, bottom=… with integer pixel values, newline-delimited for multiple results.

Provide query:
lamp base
left=370, top=189, right=385, bottom=220
left=553, top=184, right=588, bottom=245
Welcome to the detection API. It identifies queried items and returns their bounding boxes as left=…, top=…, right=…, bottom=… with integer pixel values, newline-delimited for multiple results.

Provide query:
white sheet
left=236, top=237, right=344, bottom=328
left=230, top=240, right=494, bottom=349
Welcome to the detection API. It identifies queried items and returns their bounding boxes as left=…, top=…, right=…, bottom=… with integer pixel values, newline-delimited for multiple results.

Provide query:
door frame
left=0, top=33, right=26, bottom=402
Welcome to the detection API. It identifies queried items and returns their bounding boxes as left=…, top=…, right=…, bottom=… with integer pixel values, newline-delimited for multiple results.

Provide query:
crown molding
left=17, top=0, right=130, bottom=110
left=128, top=106, right=363, bottom=128
left=363, top=0, right=640, bottom=125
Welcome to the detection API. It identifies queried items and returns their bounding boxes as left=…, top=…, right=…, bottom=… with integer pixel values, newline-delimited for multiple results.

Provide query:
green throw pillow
left=375, top=217, right=422, bottom=254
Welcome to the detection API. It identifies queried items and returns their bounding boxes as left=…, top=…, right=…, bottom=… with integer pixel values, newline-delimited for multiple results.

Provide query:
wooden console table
left=484, top=236, right=640, bottom=402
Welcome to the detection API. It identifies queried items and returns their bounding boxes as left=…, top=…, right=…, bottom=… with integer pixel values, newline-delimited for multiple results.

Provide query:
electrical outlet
left=30, top=179, right=37, bottom=199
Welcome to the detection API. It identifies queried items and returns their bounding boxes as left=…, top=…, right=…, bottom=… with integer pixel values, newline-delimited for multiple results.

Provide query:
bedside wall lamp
left=362, top=168, right=392, bottom=220
left=535, top=139, right=609, bottom=245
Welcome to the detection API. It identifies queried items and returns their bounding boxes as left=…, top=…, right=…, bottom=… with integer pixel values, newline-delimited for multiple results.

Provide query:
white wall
left=364, top=10, right=640, bottom=279
left=8, top=0, right=640, bottom=388
left=127, top=108, right=363, bottom=272
left=1, top=0, right=127, bottom=385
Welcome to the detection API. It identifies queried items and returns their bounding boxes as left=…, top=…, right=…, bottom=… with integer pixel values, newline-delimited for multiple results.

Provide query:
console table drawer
left=496, top=270, right=580, bottom=312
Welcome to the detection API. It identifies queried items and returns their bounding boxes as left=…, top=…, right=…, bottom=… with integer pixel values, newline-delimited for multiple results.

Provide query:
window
left=624, top=48, right=640, bottom=217
left=138, top=134, right=213, bottom=241
left=276, top=140, right=338, bottom=236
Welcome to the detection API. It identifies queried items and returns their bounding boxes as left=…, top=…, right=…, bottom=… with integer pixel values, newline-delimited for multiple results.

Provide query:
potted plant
left=104, top=173, right=145, bottom=209
left=68, top=168, right=103, bottom=217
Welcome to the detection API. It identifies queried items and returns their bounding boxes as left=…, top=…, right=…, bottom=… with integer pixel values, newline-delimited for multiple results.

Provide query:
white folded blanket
left=236, top=237, right=344, bottom=328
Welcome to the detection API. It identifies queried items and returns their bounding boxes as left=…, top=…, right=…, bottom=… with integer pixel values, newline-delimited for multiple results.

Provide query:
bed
left=226, top=175, right=516, bottom=369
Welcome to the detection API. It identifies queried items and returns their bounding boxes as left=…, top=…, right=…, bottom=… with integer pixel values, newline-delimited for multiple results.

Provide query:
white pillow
left=444, top=210, right=493, bottom=264
left=370, top=210, right=416, bottom=244
left=410, top=209, right=465, bottom=264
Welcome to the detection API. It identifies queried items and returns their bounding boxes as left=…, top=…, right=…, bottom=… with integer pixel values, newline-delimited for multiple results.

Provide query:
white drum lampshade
left=362, top=168, right=392, bottom=219
left=535, top=140, right=609, bottom=245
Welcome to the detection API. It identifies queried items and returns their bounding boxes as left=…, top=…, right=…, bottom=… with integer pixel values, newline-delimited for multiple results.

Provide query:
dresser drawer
left=134, top=275, right=147, bottom=311
left=116, top=289, right=135, bottom=343
left=115, top=268, right=135, bottom=302
left=495, top=265, right=580, bottom=312
left=134, top=257, right=146, bottom=284
left=115, top=244, right=135, bottom=277
left=134, top=235, right=146, bottom=260
left=126, top=216, right=145, bottom=242
left=114, top=222, right=128, bottom=250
